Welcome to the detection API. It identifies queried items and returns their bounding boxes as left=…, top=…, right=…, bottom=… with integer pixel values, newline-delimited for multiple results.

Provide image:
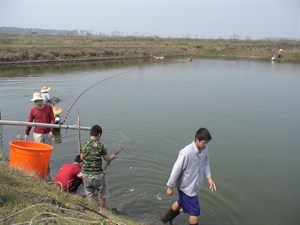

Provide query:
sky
left=0, top=0, right=299, bottom=40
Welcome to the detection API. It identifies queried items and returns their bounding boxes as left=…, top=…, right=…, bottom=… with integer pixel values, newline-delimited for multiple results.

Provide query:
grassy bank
left=0, top=153, right=147, bottom=225
left=0, top=33, right=299, bottom=64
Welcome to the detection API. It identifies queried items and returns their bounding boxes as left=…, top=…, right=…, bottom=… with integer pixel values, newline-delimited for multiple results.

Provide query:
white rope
left=0, top=203, right=45, bottom=222
left=0, top=201, right=127, bottom=225
left=29, top=212, right=58, bottom=225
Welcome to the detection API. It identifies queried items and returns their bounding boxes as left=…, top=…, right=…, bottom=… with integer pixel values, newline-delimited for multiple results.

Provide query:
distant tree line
left=0, top=27, right=95, bottom=36
left=1, top=26, right=296, bottom=40
left=0, top=27, right=162, bottom=38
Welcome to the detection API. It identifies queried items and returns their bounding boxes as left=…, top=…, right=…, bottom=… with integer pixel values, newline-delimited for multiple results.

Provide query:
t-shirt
left=80, top=139, right=107, bottom=174
left=54, top=163, right=82, bottom=191
left=25, top=104, right=55, bottom=135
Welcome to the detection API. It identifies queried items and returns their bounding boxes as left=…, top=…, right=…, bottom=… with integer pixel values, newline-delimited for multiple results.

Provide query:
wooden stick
left=77, top=112, right=81, bottom=154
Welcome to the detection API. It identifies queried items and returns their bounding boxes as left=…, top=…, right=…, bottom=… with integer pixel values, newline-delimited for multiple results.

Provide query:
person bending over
left=54, top=155, right=83, bottom=193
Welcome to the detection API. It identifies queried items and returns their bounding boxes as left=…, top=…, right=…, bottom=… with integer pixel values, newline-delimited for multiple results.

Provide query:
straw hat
left=40, top=86, right=51, bottom=93
left=53, top=106, right=63, bottom=115
left=31, top=92, right=44, bottom=101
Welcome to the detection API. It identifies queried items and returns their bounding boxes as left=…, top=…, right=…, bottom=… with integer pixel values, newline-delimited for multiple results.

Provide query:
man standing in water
left=162, top=128, right=217, bottom=225
left=80, top=125, right=117, bottom=213
left=25, top=92, right=55, bottom=144
left=25, top=92, right=55, bottom=181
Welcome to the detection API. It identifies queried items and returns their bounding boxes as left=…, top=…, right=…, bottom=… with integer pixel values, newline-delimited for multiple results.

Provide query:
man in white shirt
left=162, top=128, right=217, bottom=225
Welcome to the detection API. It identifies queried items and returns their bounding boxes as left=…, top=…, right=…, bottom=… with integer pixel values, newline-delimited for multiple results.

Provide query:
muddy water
left=1, top=58, right=299, bottom=224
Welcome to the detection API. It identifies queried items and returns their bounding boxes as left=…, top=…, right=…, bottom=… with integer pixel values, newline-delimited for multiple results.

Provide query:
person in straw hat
left=41, top=85, right=60, bottom=105
left=52, top=106, right=63, bottom=143
left=40, top=86, right=52, bottom=104
left=25, top=92, right=55, bottom=144
left=25, top=92, right=55, bottom=181
left=53, top=106, right=63, bottom=126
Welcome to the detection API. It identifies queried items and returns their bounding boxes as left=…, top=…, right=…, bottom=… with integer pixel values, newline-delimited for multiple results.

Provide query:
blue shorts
left=177, top=190, right=200, bottom=216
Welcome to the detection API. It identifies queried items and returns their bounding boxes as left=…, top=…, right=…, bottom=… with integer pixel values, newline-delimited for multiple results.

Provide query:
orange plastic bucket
left=9, top=140, right=54, bottom=178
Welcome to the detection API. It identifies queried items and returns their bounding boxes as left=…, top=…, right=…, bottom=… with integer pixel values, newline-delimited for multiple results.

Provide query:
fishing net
left=104, top=132, right=135, bottom=172
left=117, top=132, right=135, bottom=152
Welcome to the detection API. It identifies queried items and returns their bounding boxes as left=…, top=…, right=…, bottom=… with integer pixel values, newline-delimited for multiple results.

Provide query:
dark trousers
left=68, top=178, right=82, bottom=193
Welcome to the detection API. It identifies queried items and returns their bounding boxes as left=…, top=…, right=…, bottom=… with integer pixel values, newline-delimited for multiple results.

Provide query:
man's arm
left=207, top=176, right=217, bottom=192
left=25, top=108, right=34, bottom=139
left=166, top=186, right=174, bottom=196
left=103, top=154, right=117, bottom=162
left=166, top=151, right=186, bottom=188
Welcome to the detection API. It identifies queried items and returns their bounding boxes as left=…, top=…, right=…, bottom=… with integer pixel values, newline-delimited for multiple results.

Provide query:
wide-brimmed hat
left=40, top=86, right=51, bottom=93
left=30, top=92, right=44, bottom=102
left=53, top=106, right=63, bottom=115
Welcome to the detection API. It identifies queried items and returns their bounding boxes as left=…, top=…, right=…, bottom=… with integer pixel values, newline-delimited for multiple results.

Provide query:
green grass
left=0, top=152, right=147, bottom=225
left=0, top=33, right=299, bottom=63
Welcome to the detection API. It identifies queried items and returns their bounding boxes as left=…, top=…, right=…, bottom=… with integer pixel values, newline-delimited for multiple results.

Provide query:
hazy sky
left=1, top=0, right=299, bottom=39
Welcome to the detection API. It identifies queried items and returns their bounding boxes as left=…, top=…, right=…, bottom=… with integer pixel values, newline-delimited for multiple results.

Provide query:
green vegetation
left=0, top=33, right=299, bottom=64
left=0, top=153, right=147, bottom=225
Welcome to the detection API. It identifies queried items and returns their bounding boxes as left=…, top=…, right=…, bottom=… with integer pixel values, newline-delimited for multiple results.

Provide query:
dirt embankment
left=0, top=33, right=299, bottom=64
left=0, top=152, right=148, bottom=225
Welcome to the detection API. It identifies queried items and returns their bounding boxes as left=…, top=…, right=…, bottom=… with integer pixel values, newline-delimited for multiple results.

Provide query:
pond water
left=0, top=58, right=299, bottom=225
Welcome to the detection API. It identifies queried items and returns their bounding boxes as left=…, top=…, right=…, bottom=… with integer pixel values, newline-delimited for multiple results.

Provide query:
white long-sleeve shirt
left=41, top=92, right=51, bottom=104
left=167, top=141, right=211, bottom=197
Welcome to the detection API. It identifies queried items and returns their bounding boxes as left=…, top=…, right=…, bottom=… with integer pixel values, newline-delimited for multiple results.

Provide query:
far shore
left=0, top=54, right=270, bottom=67
left=1, top=33, right=299, bottom=65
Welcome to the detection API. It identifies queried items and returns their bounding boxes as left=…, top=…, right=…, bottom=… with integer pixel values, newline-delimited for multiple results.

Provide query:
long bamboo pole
left=77, top=112, right=81, bottom=154
left=0, top=120, right=91, bottom=131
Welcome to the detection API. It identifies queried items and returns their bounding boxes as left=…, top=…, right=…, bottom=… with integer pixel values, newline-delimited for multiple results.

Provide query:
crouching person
left=54, top=155, right=83, bottom=193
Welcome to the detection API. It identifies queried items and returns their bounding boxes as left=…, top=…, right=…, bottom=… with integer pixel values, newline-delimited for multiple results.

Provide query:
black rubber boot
left=161, top=208, right=180, bottom=224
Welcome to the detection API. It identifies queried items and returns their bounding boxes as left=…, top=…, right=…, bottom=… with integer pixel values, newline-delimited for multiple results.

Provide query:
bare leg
left=189, top=215, right=199, bottom=224
left=99, top=197, right=106, bottom=213
left=171, top=201, right=181, bottom=211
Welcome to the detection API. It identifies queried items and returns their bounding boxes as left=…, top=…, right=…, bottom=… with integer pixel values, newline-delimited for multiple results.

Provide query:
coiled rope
left=61, top=69, right=136, bottom=125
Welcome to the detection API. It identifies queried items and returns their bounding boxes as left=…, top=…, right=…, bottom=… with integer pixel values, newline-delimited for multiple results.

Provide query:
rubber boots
left=162, top=208, right=180, bottom=224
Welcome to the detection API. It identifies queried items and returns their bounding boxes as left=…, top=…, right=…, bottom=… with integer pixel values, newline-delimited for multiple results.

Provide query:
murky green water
left=1, top=58, right=299, bottom=225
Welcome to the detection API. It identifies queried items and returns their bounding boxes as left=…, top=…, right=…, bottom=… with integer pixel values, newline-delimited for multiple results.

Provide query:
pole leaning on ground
left=0, top=120, right=91, bottom=131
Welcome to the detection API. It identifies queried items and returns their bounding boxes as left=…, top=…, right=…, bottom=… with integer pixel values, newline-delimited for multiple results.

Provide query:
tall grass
left=0, top=33, right=299, bottom=63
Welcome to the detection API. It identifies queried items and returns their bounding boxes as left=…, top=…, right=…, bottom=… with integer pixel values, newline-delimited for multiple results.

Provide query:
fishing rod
left=61, top=69, right=138, bottom=124
left=0, top=120, right=91, bottom=131
left=104, top=145, right=124, bottom=172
